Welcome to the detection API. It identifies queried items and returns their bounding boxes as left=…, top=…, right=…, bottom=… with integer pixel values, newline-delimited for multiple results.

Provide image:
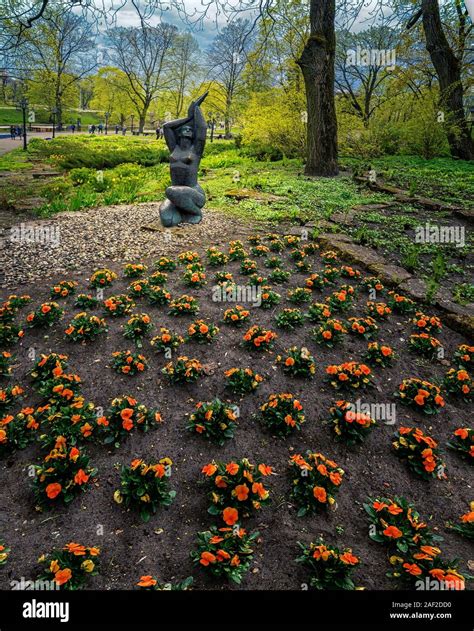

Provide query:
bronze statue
left=159, top=92, right=209, bottom=227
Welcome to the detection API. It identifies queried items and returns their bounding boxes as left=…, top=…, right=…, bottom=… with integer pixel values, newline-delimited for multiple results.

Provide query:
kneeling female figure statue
left=159, top=92, right=208, bottom=227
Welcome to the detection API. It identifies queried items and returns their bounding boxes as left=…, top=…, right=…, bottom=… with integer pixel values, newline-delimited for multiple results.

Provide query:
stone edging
left=316, top=232, right=474, bottom=339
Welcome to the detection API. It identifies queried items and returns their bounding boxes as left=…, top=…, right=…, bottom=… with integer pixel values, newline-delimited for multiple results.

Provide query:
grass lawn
left=342, top=155, right=474, bottom=207
left=0, top=106, right=102, bottom=127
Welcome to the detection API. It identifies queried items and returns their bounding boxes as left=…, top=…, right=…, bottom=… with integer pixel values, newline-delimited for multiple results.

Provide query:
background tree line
left=0, top=0, right=472, bottom=169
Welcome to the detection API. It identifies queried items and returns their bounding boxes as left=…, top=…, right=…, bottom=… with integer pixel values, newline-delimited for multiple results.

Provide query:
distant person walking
left=71, top=124, right=76, bottom=134
left=10, top=125, right=16, bottom=139
left=98, top=123, right=103, bottom=134
left=122, top=126, right=127, bottom=136
left=16, top=126, right=22, bottom=139
left=156, top=126, right=161, bottom=140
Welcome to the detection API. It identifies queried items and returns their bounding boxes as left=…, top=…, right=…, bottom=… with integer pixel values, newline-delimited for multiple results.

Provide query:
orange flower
left=69, top=447, right=80, bottom=461
left=230, top=555, right=240, bottom=566
left=420, top=545, right=441, bottom=557
left=41, top=304, right=51, bottom=314
left=54, top=568, right=72, bottom=586
left=258, top=464, right=273, bottom=476
left=252, top=482, right=267, bottom=498
left=64, top=543, right=87, bottom=555
left=215, top=475, right=227, bottom=488
left=46, top=483, right=62, bottom=499
left=313, top=486, right=327, bottom=503
left=222, top=507, right=239, bottom=525
left=340, top=552, right=359, bottom=565
left=403, top=562, right=422, bottom=576
left=461, top=511, right=474, bottom=523
left=200, top=551, right=217, bottom=566
left=234, top=484, right=249, bottom=501
left=137, top=575, right=157, bottom=587
left=383, top=525, right=403, bottom=539
left=387, top=504, right=403, bottom=515
left=80, top=423, right=93, bottom=437
left=120, top=407, right=133, bottom=419
left=122, top=417, right=133, bottom=431
left=202, top=463, right=217, bottom=476
left=216, top=549, right=231, bottom=561
left=226, top=462, right=239, bottom=475
left=74, top=469, right=89, bottom=485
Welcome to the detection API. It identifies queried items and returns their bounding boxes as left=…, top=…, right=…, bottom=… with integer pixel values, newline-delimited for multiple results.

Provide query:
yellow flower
left=81, top=560, right=95, bottom=573
left=390, top=555, right=403, bottom=565
left=113, top=490, right=123, bottom=504
left=140, top=494, right=151, bottom=503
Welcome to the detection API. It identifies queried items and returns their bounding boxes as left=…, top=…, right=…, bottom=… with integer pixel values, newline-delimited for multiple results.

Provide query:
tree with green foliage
left=20, top=2, right=96, bottom=128
left=90, top=67, right=135, bottom=127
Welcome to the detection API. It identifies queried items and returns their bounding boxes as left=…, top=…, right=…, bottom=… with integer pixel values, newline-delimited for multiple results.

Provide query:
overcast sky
left=107, top=0, right=229, bottom=48
left=96, top=0, right=393, bottom=52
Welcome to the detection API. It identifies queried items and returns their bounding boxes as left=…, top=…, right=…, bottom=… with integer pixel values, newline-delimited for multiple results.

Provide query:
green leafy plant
left=296, top=539, right=360, bottom=590
left=114, top=457, right=175, bottom=522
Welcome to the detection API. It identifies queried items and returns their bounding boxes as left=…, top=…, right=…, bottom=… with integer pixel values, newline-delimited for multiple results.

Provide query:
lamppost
left=51, top=106, right=58, bottom=139
left=105, top=111, right=110, bottom=135
left=130, top=114, right=134, bottom=135
left=17, top=97, right=28, bottom=151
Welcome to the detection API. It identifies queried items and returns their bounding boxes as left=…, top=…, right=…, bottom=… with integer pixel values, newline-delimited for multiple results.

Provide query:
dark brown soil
left=0, top=233, right=472, bottom=591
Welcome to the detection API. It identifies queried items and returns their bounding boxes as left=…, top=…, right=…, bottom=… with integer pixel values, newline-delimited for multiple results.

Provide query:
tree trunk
left=421, top=0, right=474, bottom=160
left=297, top=0, right=338, bottom=176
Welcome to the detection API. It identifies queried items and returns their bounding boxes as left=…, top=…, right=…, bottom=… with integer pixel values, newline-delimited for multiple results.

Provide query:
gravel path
left=0, top=202, right=265, bottom=288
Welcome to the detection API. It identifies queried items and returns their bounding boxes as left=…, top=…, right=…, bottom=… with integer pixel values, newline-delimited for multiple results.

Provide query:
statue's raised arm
left=162, top=91, right=208, bottom=154
left=159, top=92, right=209, bottom=228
